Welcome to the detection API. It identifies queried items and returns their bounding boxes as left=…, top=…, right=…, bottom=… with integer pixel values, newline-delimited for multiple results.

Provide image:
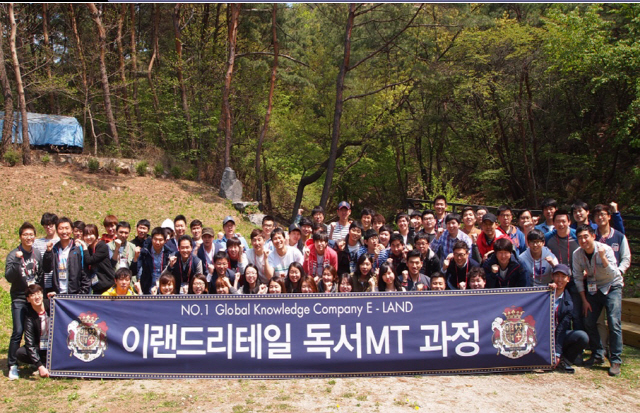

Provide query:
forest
left=0, top=3, right=639, bottom=219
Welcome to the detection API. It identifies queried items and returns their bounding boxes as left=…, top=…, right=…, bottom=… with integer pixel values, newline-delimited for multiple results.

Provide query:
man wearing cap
left=215, top=216, right=249, bottom=253
left=288, top=223, right=305, bottom=252
left=197, top=227, right=217, bottom=278
left=550, top=264, right=589, bottom=373
left=329, top=201, right=352, bottom=243
left=572, top=224, right=623, bottom=376
left=476, top=213, right=507, bottom=261
left=160, top=218, right=177, bottom=254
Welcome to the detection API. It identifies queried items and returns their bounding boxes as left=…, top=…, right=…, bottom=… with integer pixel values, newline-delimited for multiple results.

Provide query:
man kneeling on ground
left=14, top=284, right=50, bottom=379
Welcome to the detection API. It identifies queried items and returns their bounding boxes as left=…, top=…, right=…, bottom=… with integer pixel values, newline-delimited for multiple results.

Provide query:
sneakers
left=8, top=365, right=19, bottom=381
left=584, top=356, right=605, bottom=367
left=608, top=363, right=621, bottom=377
left=557, top=358, right=575, bottom=374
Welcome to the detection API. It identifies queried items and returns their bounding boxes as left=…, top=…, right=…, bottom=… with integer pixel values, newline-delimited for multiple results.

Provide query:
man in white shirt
left=266, top=228, right=303, bottom=278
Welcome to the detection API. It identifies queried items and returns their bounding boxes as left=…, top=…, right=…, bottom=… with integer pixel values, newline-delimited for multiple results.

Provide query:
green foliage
left=154, top=163, right=164, bottom=178
left=41, top=153, right=51, bottom=166
left=87, top=158, right=99, bottom=173
left=3, top=150, right=19, bottom=167
left=170, top=166, right=181, bottom=179
left=135, top=161, right=148, bottom=177
left=183, top=167, right=198, bottom=181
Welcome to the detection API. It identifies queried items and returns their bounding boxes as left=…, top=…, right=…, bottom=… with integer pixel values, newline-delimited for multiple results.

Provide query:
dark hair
left=262, top=215, right=275, bottom=225
left=73, top=221, right=85, bottom=232
left=541, top=198, right=558, bottom=209
left=592, top=204, right=611, bottom=217
left=312, top=231, right=329, bottom=243
left=322, top=265, right=338, bottom=283
left=151, top=227, right=166, bottom=239
left=116, top=221, right=131, bottom=231
left=461, top=206, right=475, bottom=216
left=389, top=233, right=405, bottom=245
left=571, top=200, right=590, bottom=213
left=136, top=219, right=151, bottom=230
left=344, top=221, right=364, bottom=244
left=83, top=224, right=99, bottom=238
left=300, top=217, right=313, bottom=228
left=174, top=214, right=187, bottom=225
left=373, top=213, right=386, bottom=225
left=240, top=264, right=261, bottom=294
left=250, top=228, right=263, bottom=240
left=213, top=251, right=228, bottom=264
left=115, top=267, right=132, bottom=280
left=158, top=273, right=175, bottom=291
left=19, top=222, right=36, bottom=236
left=163, top=228, right=173, bottom=239
left=57, top=217, right=73, bottom=229
left=267, top=275, right=286, bottom=293
left=445, top=213, right=461, bottom=224
left=468, top=266, right=486, bottom=281
left=422, top=209, right=435, bottom=219
left=497, top=205, right=512, bottom=216
left=553, top=209, right=571, bottom=222
left=410, top=210, right=422, bottom=218
left=270, top=227, right=286, bottom=241
left=575, top=224, right=595, bottom=236
left=434, top=195, right=447, bottom=204
left=494, top=238, right=513, bottom=253
left=379, top=225, right=393, bottom=235
left=25, top=283, right=43, bottom=298
left=406, top=249, right=422, bottom=261
left=364, top=229, right=379, bottom=241
left=103, top=215, right=118, bottom=227
left=378, top=262, right=402, bottom=291
left=285, top=262, right=306, bottom=293
left=361, top=208, right=375, bottom=218
left=476, top=206, right=489, bottom=213
left=177, top=235, right=193, bottom=247
left=430, top=271, right=446, bottom=284
left=300, top=275, right=318, bottom=293
left=190, top=219, right=203, bottom=229
left=311, top=206, right=325, bottom=216
left=311, top=222, right=323, bottom=232
left=413, top=232, right=430, bottom=244
left=353, top=254, right=373, bottom=279
left=527, top=229, right=545, bottom=242
left=395, top=213, right=410, bottom=224
left=452, top=240, right=469, bottom=252
left=338, top=273, right=355, bottom=291
left=40, top=212, right=59, bottom=227
left=226, top=236, right=242, bottom=248
left=517, top=209, right=532, bottom=220
left=189, top=273, right=209, bottom=294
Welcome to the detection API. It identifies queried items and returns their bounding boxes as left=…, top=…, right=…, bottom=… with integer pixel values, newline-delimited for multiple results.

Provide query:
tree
left=8, top=3, right=31, bottom=165
left=0, top=13, right=15, bottom=157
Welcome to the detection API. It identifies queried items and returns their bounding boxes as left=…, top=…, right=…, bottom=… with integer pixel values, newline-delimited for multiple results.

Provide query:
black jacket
left=43, top=240, right=90, bottom=294
left=84, top=241, right=115, bottom=295
left=138, top=245, right=172, bottom=294
left=445, top=257, right=480, bottom=290
left=23, top=305, right=50, bottom=368
left=482, top=254, right=528, bottom=288
left=555, top=291, right=574, bottom=356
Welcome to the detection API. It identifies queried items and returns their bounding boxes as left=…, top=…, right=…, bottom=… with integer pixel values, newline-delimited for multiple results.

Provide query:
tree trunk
left=319, top=3, right=355, bottom=209
left=130, top=4, right=142, bottom=142
left=0, top=22, right=14, bottom=157
left=9, top=4, right=31, bottom=165
left=220, top=3, right=240, bottom=169
left=256, top=4, right=279, bottom=205
left=262, top=154, right=273, bottom=212
left=69, top=4, right=91, bottom=155
left=117, top=4, right=133, bottom=143
left=87, top=3, right=120, bottom=155
left=172, top=4, right=194, bottom=150
left=42, top=4, right=58, bottom=114
left=147, top=4, right=162, bottom=115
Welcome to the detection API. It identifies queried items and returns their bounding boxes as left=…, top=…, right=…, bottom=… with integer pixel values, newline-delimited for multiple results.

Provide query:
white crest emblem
left=491, top=306, right=537, bottom=359
left=67, top=312, right=109, bottom=362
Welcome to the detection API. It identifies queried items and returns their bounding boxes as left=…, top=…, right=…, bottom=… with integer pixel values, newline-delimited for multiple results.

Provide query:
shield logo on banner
left=67, top=312, right=109, bottom=362
left=491, top=306, right=537, bottom=359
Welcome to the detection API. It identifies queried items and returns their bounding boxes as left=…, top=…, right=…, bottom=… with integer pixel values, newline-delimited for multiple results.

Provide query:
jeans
left=9, top=298, right=28, bottom=367
left=563, top=330, right=589, bottom=364
left=584, top=285, right=623, bottom=364
left=568, top=284, right=584, bottom=331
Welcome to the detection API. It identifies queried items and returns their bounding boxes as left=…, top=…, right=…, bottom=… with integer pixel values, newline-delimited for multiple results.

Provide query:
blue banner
left=47, top=288, right=554, bottom=379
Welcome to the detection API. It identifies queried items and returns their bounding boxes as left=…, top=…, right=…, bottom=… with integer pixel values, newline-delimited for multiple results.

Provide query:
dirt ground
left=0, top=163, right=639, bottom=413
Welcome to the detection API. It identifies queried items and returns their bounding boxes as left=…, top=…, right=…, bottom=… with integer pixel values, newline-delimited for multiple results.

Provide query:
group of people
left=4, top=195, right=631, bottom=379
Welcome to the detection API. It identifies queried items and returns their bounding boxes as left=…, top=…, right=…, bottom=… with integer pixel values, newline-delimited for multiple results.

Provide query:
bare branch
left=236, top=51, right=309, bottom=67
left=354, top=4, right=384, bottom=17
left=343, top=79, right=413, bottom=103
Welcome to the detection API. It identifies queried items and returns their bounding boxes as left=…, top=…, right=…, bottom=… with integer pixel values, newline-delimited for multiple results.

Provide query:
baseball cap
left=222, top=216, right=235, bottom=226
left=552, top=264, right=571, bottom=277
left=202, top=227, right=215, bottom=237
left=338, top=201, right=351, bottom=210
left=482, top=213, right=497, bottom=223
left=289, top=223, right=301, bottom=233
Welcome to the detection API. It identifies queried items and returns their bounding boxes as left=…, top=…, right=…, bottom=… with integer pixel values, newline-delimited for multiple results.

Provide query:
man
left=482, top=238, right=528, bottom=288
left=535, top=198, right=558, bottom=234
left=311, top=206, right=328, bottom=233
left=414, top=232, right=440, bottom=278
left=43, top=217, right=90, bottom=297
left=442, top=240, right=479, bottom=290
left=570, top=200, right=598, bottom=232
left=300, top=217, right=314, bottom=248
left=361, top=208, right=375, bottom=232
left=594, top=204, right=630, bottom=272
left=550, top=264, right=589, bottom=373
left=288, top=223, right=304, bottom=252
left=357, top=229, right=389, bottom=270
left=109, top=221, right=140, bottom=275
left=467, top=267, right=486, bottom=290
left=12, top=284, right=51, bottom=379
left=410, top=210, right=423, bottom=233
left=475, top=206, right=489, bottom=226
left=246, top=229, right=273, bottom=284
left=396, top=213, right=414, bottom=247
left=304, top=231, right=338, bottom=278
left=572, top=225, right=623, bottom=376
left=209, top=251, right=237, bottom=294
left=196, top=227, right=217, bottom=281
left=430, top=272, right=447, bottom=291
left=33, top=212, right=59, bottom=295
left=433, top=195, right=448, bottom=232
left=329, top=201, right=352, bottom=242
left=497, top=205, right=527, bottom=255
left=404, top=250, right=430, bottom=291
left=5, top=222, right=44, bottom=380
left=160, top=218, right=177, bottom=253
left=267, top=228, right=304, bottom=278
left=387, top=233, right=408, bottom=279
left=372, top=213, right=386, bottom=233
left=262, top=215, right=276, bottom=251
left=102, top=268, right=137, bottom=296
left=215, top=216, right=249, bottom=252
left=190, top=219, right=203, bottom=250
left=419, top=209, right=437, bottom=244
left=138, top=227, right=171, bottom=295
left=429, top=214, right=473, bottom=261
left=518, top=229, right=558, bottom=286
left=101, top=214, right=118, bottom=243
left=72, top=221, right=85, bottom=241
left=132, top=219, right=151, bottom=249
left=162, top=235, right=204, bottom=294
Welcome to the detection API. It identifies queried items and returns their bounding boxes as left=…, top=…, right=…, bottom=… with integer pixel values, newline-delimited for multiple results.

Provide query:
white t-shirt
left=268, top=247, right=304, bottom=278
left=330, top=222, right=351, bottom=242
left=246, top=249, right=268, bottom=284
left=57, top=243, right=72, bottom=293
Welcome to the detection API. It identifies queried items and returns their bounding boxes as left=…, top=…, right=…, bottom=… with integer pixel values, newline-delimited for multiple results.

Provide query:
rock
left=233, top=201, right=259, bottom=213
left=247, top=213, right=266, bottom=227
left=62, top=180, right=68, bottom=186
left=219, top=167, right=243, bottom=201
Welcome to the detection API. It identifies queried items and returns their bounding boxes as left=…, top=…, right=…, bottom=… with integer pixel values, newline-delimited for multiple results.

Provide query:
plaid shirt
left=357, top=246, right=389, bottom=270
left=429, top=230, right=472, bottom=260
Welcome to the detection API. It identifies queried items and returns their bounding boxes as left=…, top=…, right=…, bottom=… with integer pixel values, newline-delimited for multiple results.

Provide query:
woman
left=285, top=262, right=305, bottom=293
left=300, top=275, right=318, bottom=293
left=214, top=277, right=238, bottom=294
left=377, top=262, right=405, bottom=292
left=338, top=273, right=355, bottom=293
left=80, top=224, right=116, bottom=296
left=158, top=274, right=175, bottom=295
left=265, top=276, right=285, bottom=294
left=190, top=273, right=209, bottom=295
left=317, top=266, right=338, bottom=293
left=351, top=254, right=376, bottom=292
left=239, top=264, right=266, bottom=294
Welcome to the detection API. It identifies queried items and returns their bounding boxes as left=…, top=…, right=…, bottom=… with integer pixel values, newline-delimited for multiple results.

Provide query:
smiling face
left=262, top=220, right=274, bottom=237
left=576, top=230, right=595, bottom=252
left=462, top=210, right=476, bottom=228
left=301, top=225, right=313, bottom=238
left=83, top=232, right=97, bottom=246
left=407, top=256, right=422, bottom=276
left=73, top=228, right=83, bottom=240
left=397, top=217, right=409, bottom=233
left=245, top=267, right=258, bottom=286
left=422, top=214, right=436, bottom=232
left=271, top=232, right=286, bottom=253
left=358, top=259, right=372, bottom=277
left=415, top=238, right=429, bottom=255
left=496, top=250, right=511, bottom=268
left=446, top=219, right=459, bottom=236
left=57, top=222, right=72, bottom=241
left=174, top=220, right=186, bottom=237
left=469, top=276, right=486, bottom=290
left=137, top=225, right=149, bottom=240
left=289, top=230, right=301, bottom=245
left=160, top=281, right=174, bottom=295
left=594, top=210, right=611, bottom=229
left=430, top=277, right=446, bottom=291
left=481, top=220, right=497, bottom=237
left=223, top=221, right=236, bottom=238
left=361, top=215, right=372, bottom=229
left=20, top=228, right=35, bottom=249
left=498, top=211, right=512, bottom=230
left=434, top=200, right=446, bottom=216
left=322, top=268, right=334, bottom=285
left=227, top=244, right=240, bottom=260
left=554, top=214, right=570, bottom=237
left=382, top=269, right=395, bottom=285
left=214, top=258, right=229, bottom=276
left=178, top=239, right=192, bottom=260
left=529, top=239, right=543, bottom=256
left=337, top=207, right=351, bottom=222
left=26, top=289, right=44, bottom=308
left=288, top=266, right=302, bottom=284
left=313, top=212, right=325, bottom=224
left=379, top=230, right=391, bottom=246
left=192, top=278, right=206, bottom=294
left=314, top=238, right=327, bottom=255
left=390, top=240, right=404, bottom=257
left=573, top=207, right=588, bottom=225
left=453, top=248, right=468, bottom=267
left=518, top=211, right=532, bottom=229
left=191, top=225, right=202, bottom=240
left=268, top=280, right=282, bottom=294
left=251, top=234, right=265, bottom=251
left=552, top=271, right=570, bottom=292
left=152, top=233, right=166, bottom=252
left=339, top=278, right=352, bottom=292
left=544, top=206, right=557, bottom=222
left=301, top=281, right=314, bottom=293
left=116, top=226, right=130, bottom=244
left=349, top=227, right=362, bottom=244
left=104, top=223, right=116, bottom=237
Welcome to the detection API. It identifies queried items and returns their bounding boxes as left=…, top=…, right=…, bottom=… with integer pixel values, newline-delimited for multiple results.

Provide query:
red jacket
left=303, top=244, right=338, bottom=276
left=477, top=228, right=507, bottom=259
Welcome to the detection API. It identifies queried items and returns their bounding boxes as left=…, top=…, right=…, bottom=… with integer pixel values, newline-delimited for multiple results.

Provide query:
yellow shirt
left=102, top=286, right=136, bottom=296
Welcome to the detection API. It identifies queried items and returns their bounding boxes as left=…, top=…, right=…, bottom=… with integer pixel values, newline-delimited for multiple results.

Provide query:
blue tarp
left=0, top=111, right=83, bottom=148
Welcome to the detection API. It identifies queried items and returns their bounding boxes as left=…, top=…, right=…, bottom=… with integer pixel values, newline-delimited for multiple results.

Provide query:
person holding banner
left=13, top=284, right=50, bottom=379
left=102, top=268, right=137, bottom=296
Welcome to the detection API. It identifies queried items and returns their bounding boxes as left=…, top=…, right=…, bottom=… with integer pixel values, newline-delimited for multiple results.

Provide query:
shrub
left=41, top=153, right=51, bottom=166
left=88, top=158, right=99, bottom=173
left=136, top=161, right=148, bottom=177
left=184, top=167, right=198, bottom=181
left=3, top=150, right=20, bottom=167
left=154, top=162, right=164, bottom=178
left=170, top=166, right=181, bottom=179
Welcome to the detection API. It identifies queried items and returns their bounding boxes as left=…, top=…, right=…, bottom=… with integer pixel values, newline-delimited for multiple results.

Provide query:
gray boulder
left=219, top=167, right=243, bottom=201
left=247, top=213, right=266, bottom=227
